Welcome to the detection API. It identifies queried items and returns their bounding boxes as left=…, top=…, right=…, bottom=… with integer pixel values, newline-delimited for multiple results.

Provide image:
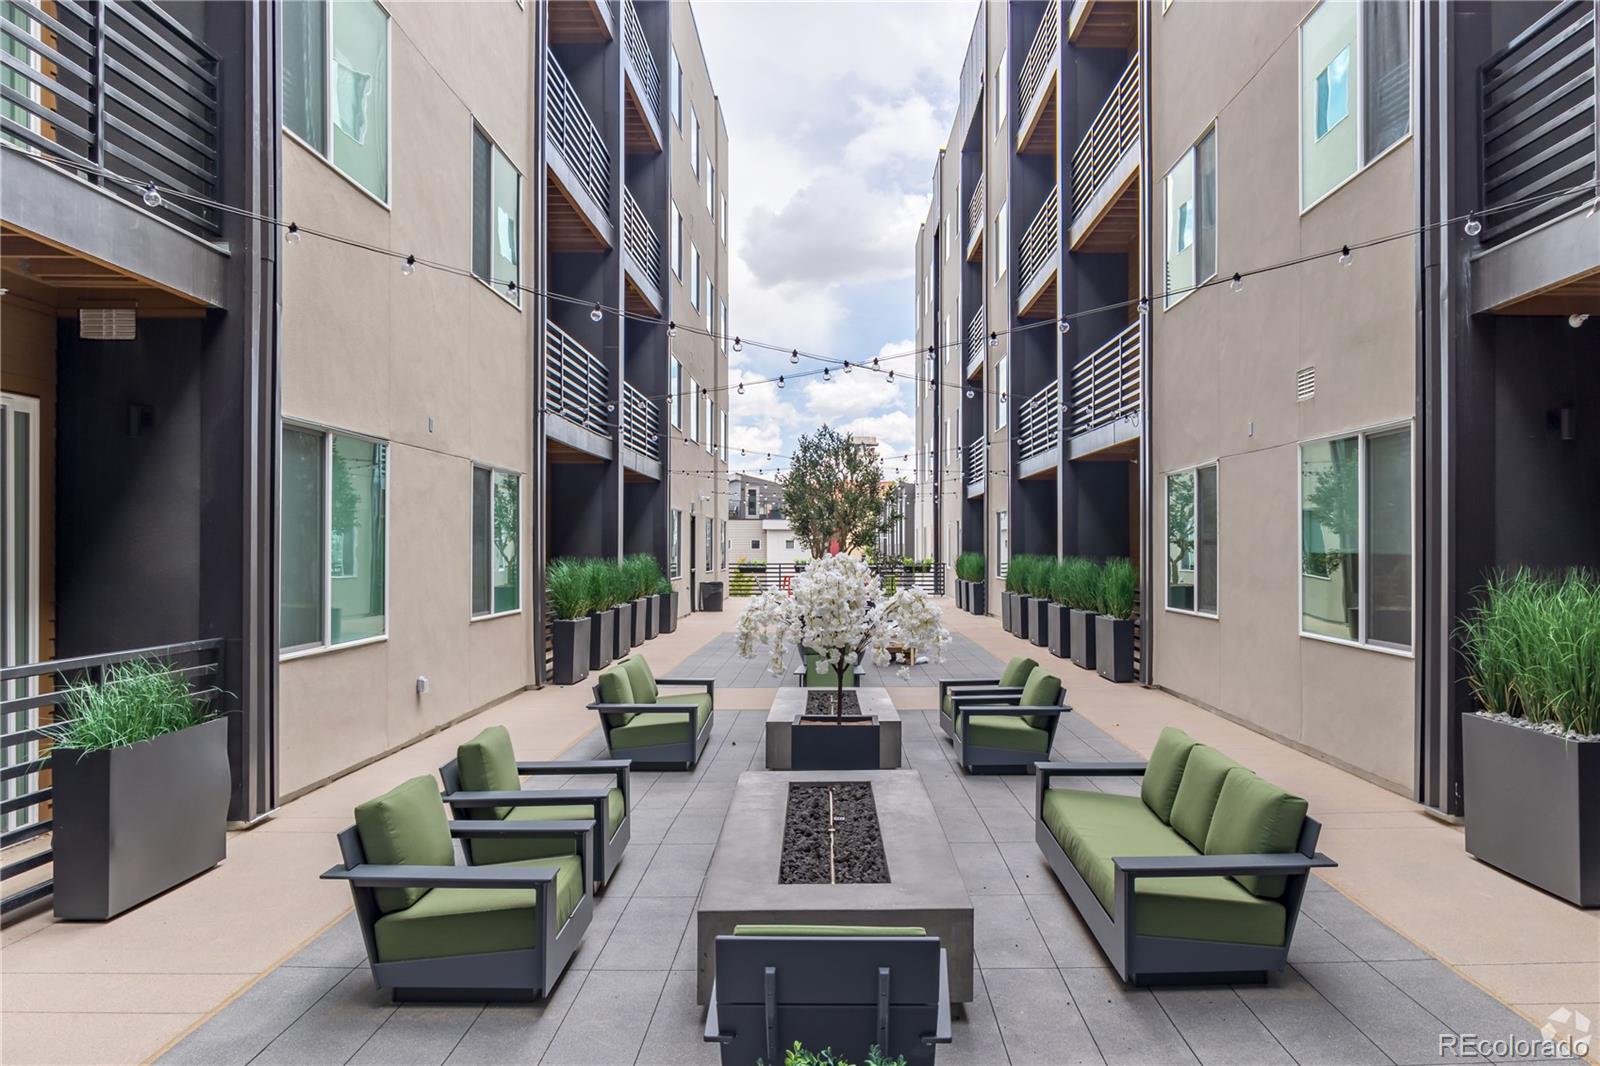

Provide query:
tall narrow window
left=721, top=408, right=729, bottom=461
left=281, top=426, right=325, bottom=649
left=688, top=376, right=699, bottom=441
left=995, top=49, right=1007, bottom=134
left=670, top=509, right=682, bottom=576
left=1164, top=127, right=1216, bottom=308
left=706, top=279, right=716, bottom=326
left=720, top=193, right=728, bottom=244
left=670, top=202, right=683, bottom=278
left=472, top=466, right=520, bottom=617
left=996, top=511, right=1009, bottom=575
left=720, top=300, right=729, bottom=354
left=1166, top=465, right=1218, bottom=613
left=689, top=245, right=701, bottom=309
left=472, top=125, right=520, bottom=302
left=670, top=49, right=682, bottom=126
left=705, top=395, right=714, bottom=451
left=706, top=162, right=716, bottom=215
left=994, top=355, right=1008, bottom=430
left=691, top=106, right=700, bottom=175
left=994, top=202, right=1007, bottom=280
left=669, top=358, right=682, bottom=428
left=1300, top=0, right=1409, bottom=209
left=1196, top=128, right=1217, bottom=286
left=280, top=0, right=390, bottom=201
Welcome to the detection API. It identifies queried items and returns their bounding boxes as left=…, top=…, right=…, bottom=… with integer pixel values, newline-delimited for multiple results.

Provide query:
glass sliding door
left=1, top=393, right=40, bottom=834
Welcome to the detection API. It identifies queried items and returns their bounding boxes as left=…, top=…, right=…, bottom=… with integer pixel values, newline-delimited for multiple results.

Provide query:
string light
left=822, top=367, right=831, bottom=381
left=988, top=331, right=998, bottom=348
left=733, top=336, right=742, bottom=352
left=736, top=382, right=745, bottom=395
left=965, top=388, right=974, bottom=399
left=1229, top=273, right=1244, bottom=293
left=887, top=370, right=895, bottom=383
left=843, top=360, right=852, bottom=374
left=285, top=222, right=301, bottom=244
left=590, top=302, right=604, bottom=322
left=1571, top=314, right=1590, bottom=328
left=1058, top=318, right=1070, bottom=335
left=1464, top=214, right=1482, bottom=237
left=790, top=349, right=799, bottom=364
left=401, top=255, right=416, bottom=277
left=142, top=183, right=162, bottom=208
left=1338, top=246, right=1352, bottom=266
left=777, top=376, right=785, bottom=389
left=668, top=320, right=677, bottom=337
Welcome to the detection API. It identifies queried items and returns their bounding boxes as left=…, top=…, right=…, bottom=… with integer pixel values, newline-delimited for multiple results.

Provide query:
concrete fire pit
left=696, top=769, right=974, bottom=1004
left=764, top=686, right=902, bottom=770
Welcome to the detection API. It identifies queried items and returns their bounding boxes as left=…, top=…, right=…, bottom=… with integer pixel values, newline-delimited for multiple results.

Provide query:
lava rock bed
left=803, top=691, right=863, bottom=717
left=778, top=782, right=890, bottom=884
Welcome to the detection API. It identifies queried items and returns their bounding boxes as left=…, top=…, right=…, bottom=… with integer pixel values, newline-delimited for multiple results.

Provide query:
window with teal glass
left=281, top=0, right=389, bottom=202
left=472, top=466, right=520, bottom=617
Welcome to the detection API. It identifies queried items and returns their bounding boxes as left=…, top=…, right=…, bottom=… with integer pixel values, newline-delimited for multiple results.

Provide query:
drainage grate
left=1295, top=365, right=1316, bottom=402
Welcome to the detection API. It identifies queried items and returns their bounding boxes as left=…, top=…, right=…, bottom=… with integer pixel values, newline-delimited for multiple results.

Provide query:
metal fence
left=1068, top=321, right=1141, bottom=436
left=1071, top=54, right=1141, bottom=220
left=1017, top=0, right=1058, bottom=112
left=623, top=186, right=663, bottom=289
left=1018, top=378, right=1060, bottom=461
left=545, top=321, right=611, bottom=437
left=622, top=381, right=660, bottom=461
left=621, top=0, right=661, bottom=120
left=547, top=47, right=610, bottom=210
left=1018, top=187, right=1060, bottom=294
left=728, top=562, right=946, bottom=598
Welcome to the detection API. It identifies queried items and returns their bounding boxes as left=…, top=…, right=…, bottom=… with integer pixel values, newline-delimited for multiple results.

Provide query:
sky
left=691, top=1, right=977, bottom=482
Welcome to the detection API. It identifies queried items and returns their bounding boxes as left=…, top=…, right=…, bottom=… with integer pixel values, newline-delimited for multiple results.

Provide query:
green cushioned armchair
left=946, top=665, right=1070, bottom=774
left=1033, top=727, right=1336, bottom=985
left=587, top=654, right=714, bottom=770
left=321, top=775, right=593, bottom=1002
left=439, top=725, right=631, bottom=889
left=937, top=654, right=1039, bottom=739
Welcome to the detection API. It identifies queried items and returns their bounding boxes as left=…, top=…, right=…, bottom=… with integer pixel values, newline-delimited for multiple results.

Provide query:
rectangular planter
left=790, top=717, right=882, bottom=771
left=1094, top=615, right=1136, bottom=683
left=52, top=716, right=230, bottom=920
left=971, top=581, right=987, bottom=617
left=551, top=616, right=591, bottom=685
left=643, top=594, right=659, bottom=640
left=1015, top=596, right=1033, bottom=641
left=1028, top=598, right=1050, bottom=648
left=1001, top=592, right=1015, bottom=633
left=613, top=601, right=633, bottom=658
left=1069, top=609, right=1098, bottom=670
left=1047, top=603, right=1071, bottom=659
left=1463, top=713, right=1599, bottom=907
left=659, top=591, right=679, bottom=634
left=631, top=598, right=649, bottom=646
left=958, top=580, right=969, bottom=612
left=589, top=608, right=616, bottom=670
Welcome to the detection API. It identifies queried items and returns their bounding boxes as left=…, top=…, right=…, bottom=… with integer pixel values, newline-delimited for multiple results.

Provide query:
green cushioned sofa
left=438, top=726, right=631, bottom=889
left=587, top=654, right=715, bottom=770
left=1034, top=727, right=1335, bottom=985
left=703, top=925, right=951, bottom=1066
left=936, top=654, right=1038, bottom=738
left=942, top=664, right=1071, bottom=774
left=320, top=775, right=593, bottom=1001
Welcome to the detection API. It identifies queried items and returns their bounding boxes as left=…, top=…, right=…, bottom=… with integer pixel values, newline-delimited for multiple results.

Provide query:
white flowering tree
left=736, top=553, right=950, bottom=720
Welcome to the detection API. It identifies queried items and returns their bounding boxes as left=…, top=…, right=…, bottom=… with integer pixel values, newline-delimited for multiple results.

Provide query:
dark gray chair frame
left=943, top=687, right=1070, bottom=774
left=322, top=818, right=595, bottom=1002
left=702, top=934, right=952, bottom=1066
left=439, top=757, right=631, bottom=890
left=936, top=678, right=1024, bottom=737
left=1034, top=761, right=1336, bottom=986
left=588, top=676, right=715, bottom=770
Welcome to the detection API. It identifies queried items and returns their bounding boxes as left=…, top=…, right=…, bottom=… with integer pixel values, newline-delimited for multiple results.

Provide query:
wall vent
left=79, top=308, right=137, bottom=341
left=1295, top=365, right=1316, bottom=402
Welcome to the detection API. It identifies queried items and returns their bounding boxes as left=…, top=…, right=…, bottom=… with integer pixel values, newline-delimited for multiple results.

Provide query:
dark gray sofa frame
left=322, top=818, right=594, bottom=1002
left=439, top=757, right=631, bottom=890
left=588, top=676, right=715, bottom=770
left=1034, top=761, right=1336, bottom=985
left=941, top=687, right=1070, bottom=774
left=702, top=934, right=952, bottom=1066
left=936, top=677, right=1023, bottom=737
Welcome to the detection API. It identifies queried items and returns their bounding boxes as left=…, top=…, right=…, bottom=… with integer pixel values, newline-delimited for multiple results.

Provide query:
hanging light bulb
left=1229, top=273, right=1244, bottom=293
left=1058, top=318, right=1071, bottom=335
left=822, top=367, right=831, bottom=381
left=285, top=222, right=301, bottom=244
left=777, top=376, right=786, bottom=389
left=668, top=320, right=677, bottom=337
left=733, top=336, right=743, bottom=352
left=1138, top=297, right=1150, bottom=315
left=401, top=254, right=416, bottom=277
left=737, top=382, right=745, bottom=395
left=988, top=331, right=998, bottom=348
left=506, top=279, right=517, bottom=296
left=1464, top=214, right=1482, bottom=238
left=1570, top=313, right=1590, bottom=328
left=605, top=402, right=616, bottom=413
left=887, top=369, right=895, bottom=383
left=142, top=183, right=163, bottom=208
left=790, top=349, right=799, bottom=364
left=965, top=388, right=974, bottom=399
left=590, top=302, right=604, bottom=322
left=872, top=357, right=880, bottom=369
left=650, top=432, right=659, bottom=442
left=844, top=360, right=853, bottom=374
left=1338, top=246, right=1352, bottom=267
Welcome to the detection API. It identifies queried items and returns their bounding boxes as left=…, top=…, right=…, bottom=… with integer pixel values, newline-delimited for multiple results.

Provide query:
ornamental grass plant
left=45, top=659, right=209, bottom=754
left=955, top=551, right=985, bottom=583
left=1056, top=556, right=1103, bottom=612
left=546, top=558, right=594, bottom=620
left=1099, top=557, right=1138, bottom=620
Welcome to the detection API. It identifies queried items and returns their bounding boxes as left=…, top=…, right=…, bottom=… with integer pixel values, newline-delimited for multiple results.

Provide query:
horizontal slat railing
left=544, top=321, right=611, bottom=437
left=622, top=381, right=660, bottom=462
left=1018, top=379, right=1060, bottom=461
left=0, top=0, right=221, bottom=236
left=966, top=305, right=986, bottom=369
left=729, top=562, right=945, bottom=598
left=621, top=0, right=661, bottom=121
left=0, top=638, right=225, bottom=916
left=1478, top=0, right=1597, bottom=244
left=966, top=436, right=987, bottom=486
left=622, top=186, right=662, bottom=289
left=1018, top=187, right=1060, bottom=292
left=967, top=179, right=985, bottom=245
left=1071, top=54, right=1141, bottom=220
left=1017, top=0, right=1059, bottom=114
left=547, top=48, right=611, bottom=212
left=1068, top=321, right=1141, bottom=436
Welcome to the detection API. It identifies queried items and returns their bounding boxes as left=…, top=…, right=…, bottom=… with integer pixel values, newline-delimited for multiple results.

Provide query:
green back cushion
left=1000, top=655, right=1038, bottom=687
left=457, top=726, right=519, bottom=820
left=620, top=656, right=658, bottom=704
left=354, top=776, right=454, bottom=914
left=1140, top=727, right=1198, bottom=823
left=1169, top=745, right=1243, bottom=848
left=1204, top=770, right=1309, bottom=899
left=1019, top=667, right=1061, bottom=730
left=597, top=666, right=636, bottom=724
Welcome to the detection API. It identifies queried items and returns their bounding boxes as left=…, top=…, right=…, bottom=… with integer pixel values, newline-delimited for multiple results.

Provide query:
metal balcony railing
left=1017, top=0, right=1059, bottom=113
left=1018, top=187, right=1060, bottom=291
left=622, top=381, right=660, bottom=461
left=622, top=0, right=661, bottom=120
left=967, top=180, right=985, bottom=245
left=623, top=187, right=662, bottom=287
left=965, top=436, right=987, bottom=486
left=1068, top=321, right=1141, bottom=436
left=0, top=0, right=222, bottom=237
left=544, top=321, right=611, bottom=437
left=547, top=48, right=611, bottom=211
left=1478, top=0, right=1597, bottom=245
left=1017, top=379, right=1060, bottom=461
left=966, top=305, right=987, bottom=368
left=1071, top=54, right=1141, bottom=220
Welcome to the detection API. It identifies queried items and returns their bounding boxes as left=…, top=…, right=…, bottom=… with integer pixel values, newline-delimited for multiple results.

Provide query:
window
left=994, top=355, right=1008, bottom=430
left=706, top=279, right=716, bottom=327
left=1164, top=126, right=1217, bottom=308
left=994, top=49, right=1007, bottom=134
left=721, top=409, right=729, bottom=460
left=944, top=211, right=952, bottom=260
left=785, top=538, right=795, bottom=551
left=750, top=538, right=761, bottom=550
left=669, top=358, right=682, bottom=428
left=1300, top=1, right=1410, bottom=209
left=705, top=395, right=714, bottom=452
left=746, top=488, right=758, bottom=516
left=690, top=106, right=700, bottom=175
left=670, top=49, right=682, bottom=126
left=994, top=202, right=1007, bottom=280
left=1299, top=426, right=1411, bottom=648
left=280, top=426, right=387, bottom=652
left=720, top=193, right=727, bottom=245
left=670, top=509, right=682, bottom=577
left=720, top=522, right=727, bottom=569
left=670, top=202, right=683, bottom=277
left=688, top=377, right=699, bottom=441
left=720, top=300, right=729, bottom=354
left=471, top=125, right=520, bottom=303
left=471, top=466, right=520, bottom=617
left=689, top=245, right=701, bottom=309
left=282, top=0, right=390, bottom=201
left=705, top=520, right=714, bottom=576
left=996, top=511, right=1009, bottom=575
left=1166, top=465, right=1218, bottom=614
left=706, top=162, right=716, bottom=215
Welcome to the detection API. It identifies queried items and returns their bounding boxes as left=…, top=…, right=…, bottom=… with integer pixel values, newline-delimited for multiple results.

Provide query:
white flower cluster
left=735, top=554, right=951, bottom=681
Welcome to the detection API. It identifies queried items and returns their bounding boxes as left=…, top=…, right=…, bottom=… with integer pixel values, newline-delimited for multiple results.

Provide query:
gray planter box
left=1028, top=598, right=1049, bottom=648
left=660, top=591, right=679, bottom=634
left=957, top=580, right=969, bottom=612
left=52, top=717, right=230, bottom=920
left=631, top=597, right=649, bottom=646
left=700, top=582, right=725, bottom=612
left=1001, top=592, right=1015, bottom=633
left=790, top=718, right=882, bottom=771
left=1015, top=596, right=1032, bottom=640
left=1463, top=713, right=1599, bottom=907
left=972, top=581, right=987, bottom=617
left=552, top=617, right=591, bottom=686
left=589, top=608, right=616, bottom=670
left=643, top=594, right=659, bottom=640
left=613, top=601, right=633, bottom=657
left=1047, top=603, right=1071, bottom=659
left=1069, top=609, right=1098, bottom=670
left=1094, top=615, right=1136, bottom=683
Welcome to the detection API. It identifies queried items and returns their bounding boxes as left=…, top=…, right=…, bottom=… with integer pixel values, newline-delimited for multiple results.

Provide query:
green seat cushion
left=1019, top=667, right=1062, bottom=730
left=804, top=651, right=859, bottom=688
left=1170, top=745, right=1244, bottom=849
left=1041, top=788, right=1286, bottom=947
left=457, top=725, right=520, bottom=819
left=1204, top=770, right=1308, bottom=899
left=466, top=787, right=626, bottom=865
left=733, top=925, right=926, bottom=937
left=658, top=691, right=712, bottom=727
left=956, top=713, right=1049, bottom=754
left=620, top=656, right=658, bottom=704
left=608, top=695, right=708, bottom=751
left=597, top=666, right=637, bottom=725
left=1140, top=727, right=1198, bottom=824
left=1000, top=655, right=1039, bottom=688
left=354, top=776, right=454, bottom=914
left=372, top=854, right=583, bottom=963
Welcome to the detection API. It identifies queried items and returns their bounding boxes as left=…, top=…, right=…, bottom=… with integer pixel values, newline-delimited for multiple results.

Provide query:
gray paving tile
left=981, top=802, right=1040, bottom=842
left=982, top=968, right=1104, bottom=1065
left=1372, top=959, right=1545, bottom=1050
left=1299, top=890, right=1429, bottom=961
left=567, top=885, right=630, bottom=971
left=1287, top=912, right=1361, bottom=964
left=630, top=808, right=679, bottom=845
left=1153, top=986, right=1294, bottom=1066
left=973, top=894, right=1055, bottom=969
left=349, top=1005, right=480, bottom=1065
left=1023, top=891, right=1107, bottom=969
left=601, top=842, right=657, bottom=899
left=443, top=972, right=589, bottom=1066
left=1061, top=967, right=1197, bottom=1066
left=253, top=967, right=397, bottom=1065
left=1236, top=969, right=1390, bottom=1065
left=282, top=913, right=367, bottom=969
left=1296, top=961, right=1481, bottom=1065
left=952, top=840, right=1020, bottom=895
left=634, top=844, right=716, bottom=897
left=540, top=968, right=668, bottom=1065
left=159, top=965, right=352, bottom=1065
left=998, top=840, right=1059, bottom=895
left=937, top=803, right=1000, bottom=843
left=594, top=895, right=697, bottom=970
left=938, top=970, right=1012, bottom=1065
left=637, top=970, right=720, bottom=1065
left=662, top=809, right=726, bottom=845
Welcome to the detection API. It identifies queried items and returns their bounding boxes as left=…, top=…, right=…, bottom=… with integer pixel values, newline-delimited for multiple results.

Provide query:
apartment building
left=915, top=0, right=1598, bottom=811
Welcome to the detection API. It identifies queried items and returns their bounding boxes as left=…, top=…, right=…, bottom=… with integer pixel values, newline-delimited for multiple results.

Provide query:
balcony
left=1472, top=0, right=1600, bottom=317
left=1016, top=188, right=1060, bottom=319
left=0, top=0, right=221, bottom=239
left=965, top=305, right=986, bottom=378
left=1069, top=54, right=1141, bottom=253
left=1016, top=1, right=1059, bottom=155
left=965, top=436, right=987, bottom=498
left=622, top=0, right=663, bottom=153
left=621, top=381, right=662, bottom=479
left=1016, top=379, right=1060, bottom=478
left=1067, top=0, right=1138, bottom=49
left=1067, top=320, right=1141, bottom=458
left=546, top=50, right=612, bottom=251
left=544, top=321, right=613, bottom=459
left=548, top=0, right=613, bottom=45
left=965, top=179, right=985, bottom=262
left=622, top=187, right=664, bottom=314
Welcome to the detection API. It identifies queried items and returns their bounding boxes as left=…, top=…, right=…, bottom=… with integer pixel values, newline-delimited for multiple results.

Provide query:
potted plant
left=624, top=555, right=656, bottom=646
left=1047, top=557, right=1075, bottom=660
left=585, top=559, right=617, bottom=670
left=1094, top=557, right=1138, bottom=683
left=658, top=576, right=679, bottom=633
left=1027, top=556, right=1055, bottom=649
left=1002, top=558, right=1021, bottom=633
left=607, top=562, right=634, bottom=658
left=956, top=552, right=985, bottom=614
left=546, top=558, right=593, bottom=686
left=1459, top=568, right=1599, bottom=907
left=1062, top=557, right=1103, bottom=671
left=737, top=553, right=948, bottom=769
left=47, top=659, right=229, bottom=920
